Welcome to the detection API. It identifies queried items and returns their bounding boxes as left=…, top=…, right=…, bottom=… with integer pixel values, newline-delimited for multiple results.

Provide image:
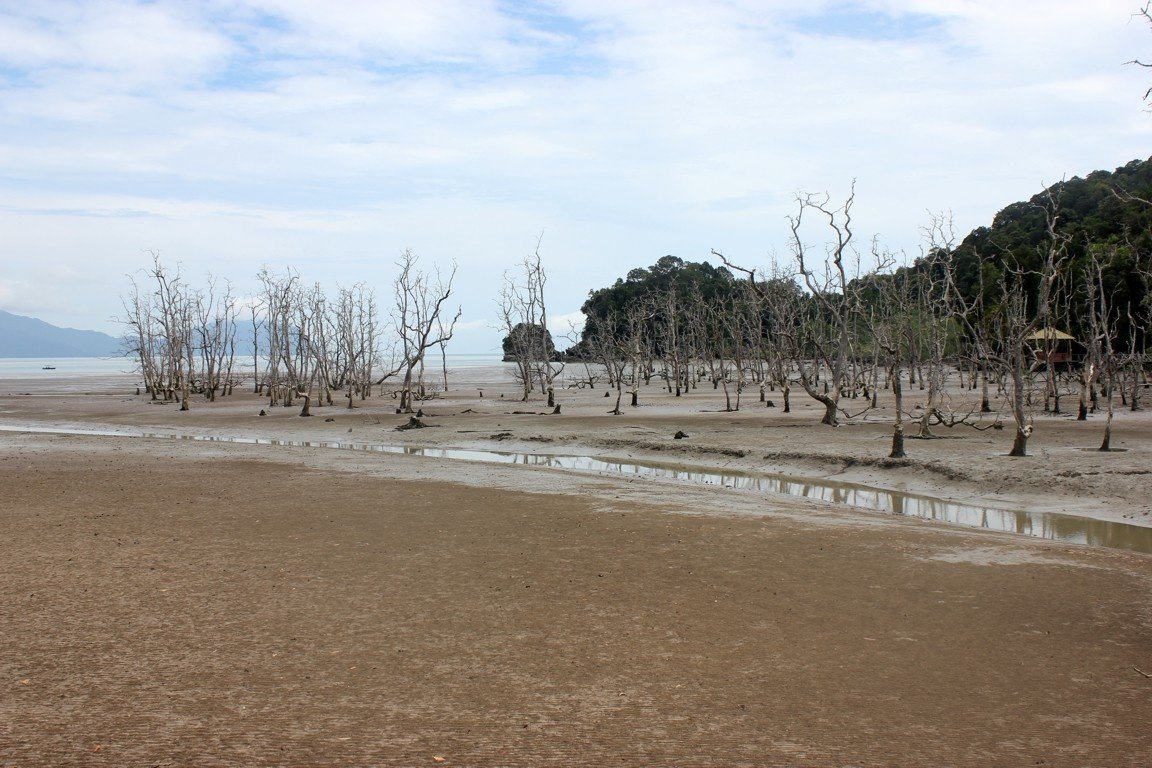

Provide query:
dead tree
left=1127, top=2, right=1152, bottom=106
left=1075, top=247, right=1111, bottom=422
left=587, top=309, right=631, bottom=415
left=783, top=185, right=885, bottom=425
left=654, top=281, right=688, bottom=396
left=257, top=267, right=304, bottom=407
left=143, top=254, right=194, bottom=410
left=712, top=256, right=805, bottom=415
left=500, top=243, right=562, bottom=406
left=193, top=276, right=238, bottom=401
left=1081, top=249, right=1119, bottom=449
left=717, top=184, right=880, bottom=426
left=120, top=271, right=163, bottom=400
left=586, top=302, right=651, bottom=415
left=120, top=253, right=196, bottom=408
left=1121, top=265, right=1150, bottom=414
left=249, top=300, right=264, bottom=394
left=867, top=249, right=912, bottom=458
left=391, top=250, right=461, bottom=413
left=332, top=283, right=378, bottom=408
left=912, top=217, right=985, bottom=437
left=294, top=283, right=329, bottom=417
left=946, top=197, right=1067, bottom=456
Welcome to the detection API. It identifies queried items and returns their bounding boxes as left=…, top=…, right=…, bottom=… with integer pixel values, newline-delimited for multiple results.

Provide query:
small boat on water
left=41, top=366, right=56, bottom=370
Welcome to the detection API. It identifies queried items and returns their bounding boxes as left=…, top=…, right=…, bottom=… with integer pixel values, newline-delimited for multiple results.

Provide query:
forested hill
left=573, top=157, right=1152, bottom=355
left=959, top=157, right=1152, bottom=259
left=948, top=156, right=1152, bottom=345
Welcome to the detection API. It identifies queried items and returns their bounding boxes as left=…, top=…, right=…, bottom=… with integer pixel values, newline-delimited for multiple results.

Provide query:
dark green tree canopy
left=576, top=256, right=739, bottom=356
left=501, top=322, right=558, bottom=362
left=574, top=158, right=1152, bottom=359
left=946, top=157, right=1152, bottom=349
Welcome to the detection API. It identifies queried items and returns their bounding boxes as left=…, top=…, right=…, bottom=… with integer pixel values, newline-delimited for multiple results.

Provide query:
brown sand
left=1, top=368, right=1151, bottom=766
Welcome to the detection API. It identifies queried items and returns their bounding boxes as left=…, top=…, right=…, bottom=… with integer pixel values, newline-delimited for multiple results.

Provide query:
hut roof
left=1025, top=327, right=1075, bottom=342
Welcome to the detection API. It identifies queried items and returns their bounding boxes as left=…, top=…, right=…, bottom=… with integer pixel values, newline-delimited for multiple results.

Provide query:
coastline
left=2, top=363, right=1149, bottom=535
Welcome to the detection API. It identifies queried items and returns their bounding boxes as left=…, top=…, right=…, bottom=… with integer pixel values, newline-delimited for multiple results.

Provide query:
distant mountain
left=0, top=309, right=122, bottom=357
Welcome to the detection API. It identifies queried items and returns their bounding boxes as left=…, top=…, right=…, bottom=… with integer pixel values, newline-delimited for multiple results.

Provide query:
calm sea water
left=0, top=357, right=135, bottom=378
left=0, top=355, right=505, bottom=379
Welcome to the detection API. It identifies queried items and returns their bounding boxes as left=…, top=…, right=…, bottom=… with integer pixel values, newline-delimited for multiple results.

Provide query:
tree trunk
left=1008, top=428, right=1028, bottom=457
left=917, top=409, right=935, bottom=439
left=1099, top=413, right=1112, bottom=452
left=819, top=396, right=838, bottom=426
left=400, top=369, right=414, bottom=412
left=889, top=424, right=906, bottom=459
left=1100, top=383, right=1115, bottom=451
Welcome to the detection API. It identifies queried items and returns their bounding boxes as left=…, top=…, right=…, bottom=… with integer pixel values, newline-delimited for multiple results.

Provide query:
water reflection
left=3, top=424, right=1150, bottom=554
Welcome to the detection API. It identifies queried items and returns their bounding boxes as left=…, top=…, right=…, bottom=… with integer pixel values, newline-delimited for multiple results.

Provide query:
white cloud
left=0, top=0, right=1148, bottom=348
left=549, top=311, right=586, bottom=337
left=238, top=0, right=514, bottom=61
left=0, top=1, right=232, bottom=90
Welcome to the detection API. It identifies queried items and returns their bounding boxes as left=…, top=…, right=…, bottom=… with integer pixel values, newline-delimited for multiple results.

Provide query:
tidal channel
left=4, top=425, right=1151, bottom=554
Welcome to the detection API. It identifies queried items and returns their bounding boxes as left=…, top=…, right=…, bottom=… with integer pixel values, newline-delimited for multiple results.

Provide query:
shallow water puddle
left=4, top=424, right=1151, bottom=554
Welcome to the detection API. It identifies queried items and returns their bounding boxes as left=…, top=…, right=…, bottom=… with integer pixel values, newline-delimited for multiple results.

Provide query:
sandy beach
left=2, top=363, right=1151, bottom=766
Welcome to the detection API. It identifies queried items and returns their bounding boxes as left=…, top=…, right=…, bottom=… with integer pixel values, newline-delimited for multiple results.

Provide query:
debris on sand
left=674, top=430, right=689, bottom=440
left=396, top=417, right=429, bottom=431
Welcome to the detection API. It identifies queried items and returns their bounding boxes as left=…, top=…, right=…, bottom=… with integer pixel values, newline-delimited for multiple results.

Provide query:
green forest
left=576, top=156, right=1152, bottom=357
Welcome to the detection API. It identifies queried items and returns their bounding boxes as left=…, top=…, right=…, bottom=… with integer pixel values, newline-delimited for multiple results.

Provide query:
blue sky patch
left=790, top=6, right=946, bottom=41
left=499, top=0, right=612, bottom=77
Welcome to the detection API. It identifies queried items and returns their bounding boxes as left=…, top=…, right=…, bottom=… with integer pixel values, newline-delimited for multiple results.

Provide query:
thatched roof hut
left=1026, top=327, right=1078, bottom=367
left=1025, top=327, right=1076, bottom=343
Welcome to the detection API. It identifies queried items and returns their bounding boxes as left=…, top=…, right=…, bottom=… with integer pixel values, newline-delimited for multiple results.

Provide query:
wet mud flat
left=5, top=424, right=1151, bottom=553
left=2, top=435, right=1151, bottom=766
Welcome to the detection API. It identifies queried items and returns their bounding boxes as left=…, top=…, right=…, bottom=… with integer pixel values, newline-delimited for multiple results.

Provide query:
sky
left=0, top=0, right=1149, bottom=353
